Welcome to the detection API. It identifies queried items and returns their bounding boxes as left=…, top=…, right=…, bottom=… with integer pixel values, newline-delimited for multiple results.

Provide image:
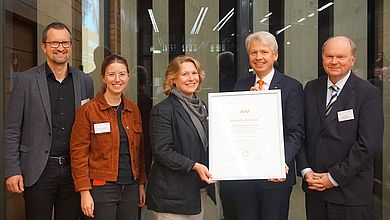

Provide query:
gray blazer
left=4, top=63, right=94, bottom=187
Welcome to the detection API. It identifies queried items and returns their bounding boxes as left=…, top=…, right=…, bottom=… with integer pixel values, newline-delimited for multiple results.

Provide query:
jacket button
left=48, top=133, right=51, bottom=136
left=126, top=126, right=129, bottom=129
left=45, top=151, right=49, bottom=153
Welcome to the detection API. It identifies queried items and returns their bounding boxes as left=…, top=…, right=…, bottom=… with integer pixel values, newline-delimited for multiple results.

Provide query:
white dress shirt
left=254, top=68, right=275, bottom=90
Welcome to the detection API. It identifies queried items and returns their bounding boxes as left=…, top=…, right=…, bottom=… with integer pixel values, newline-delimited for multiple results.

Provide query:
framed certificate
left=208, top=90, right=285, bottom=180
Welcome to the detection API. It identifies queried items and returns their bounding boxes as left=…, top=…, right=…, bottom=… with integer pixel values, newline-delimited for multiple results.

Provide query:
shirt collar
left=95, top=92, right=133, bottom=112
left=255, top=68, right=275, bottom=86
left=45, top=62, right=72, bottom=78
left=327, top=70, right=351, bottom=91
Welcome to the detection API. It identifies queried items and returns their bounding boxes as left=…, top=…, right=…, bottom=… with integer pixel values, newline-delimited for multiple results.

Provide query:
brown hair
left=162, top=55, right=205, bottom=95
left=100, top=54, right=130, bottom=91
left=42, top=22, right=72, bottom=43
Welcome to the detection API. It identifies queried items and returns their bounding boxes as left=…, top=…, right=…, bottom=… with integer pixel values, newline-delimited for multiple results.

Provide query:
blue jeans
left=23, top=158, right=81, bottom=220
left=88, top=182, right=139, bottom=220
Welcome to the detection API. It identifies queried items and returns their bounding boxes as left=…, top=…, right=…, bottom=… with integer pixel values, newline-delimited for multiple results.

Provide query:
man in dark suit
left=4, top=22, right=94, bottom=220
left=221, top=31, right=304, bottom=220
left=296, top=36, right=384, bottom=220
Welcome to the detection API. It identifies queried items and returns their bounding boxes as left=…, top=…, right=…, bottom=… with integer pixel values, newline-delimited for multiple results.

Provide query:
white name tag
left=94, top=122, right=111, bottom=134
left=337, top=109, right=354, bottom=122
left=81, top=98, right=90, bottom=105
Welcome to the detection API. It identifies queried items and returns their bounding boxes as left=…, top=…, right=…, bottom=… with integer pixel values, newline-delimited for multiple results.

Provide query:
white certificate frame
left=208, top=90, right=285, bottom=180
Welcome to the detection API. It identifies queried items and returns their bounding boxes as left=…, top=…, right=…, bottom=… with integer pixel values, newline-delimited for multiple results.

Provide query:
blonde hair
left=162, top=55, right=205, bottom=95
left=245, top=31, right=278, bottom=54
left=322, top=36, right=356, bottom=56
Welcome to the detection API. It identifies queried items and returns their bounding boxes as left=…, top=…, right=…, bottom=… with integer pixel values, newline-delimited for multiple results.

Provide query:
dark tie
left=325, top=85, right=338, bottom=117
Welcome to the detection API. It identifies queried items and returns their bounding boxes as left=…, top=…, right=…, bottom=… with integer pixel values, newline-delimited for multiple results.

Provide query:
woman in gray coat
left=146, top=55, right=215, bottom=220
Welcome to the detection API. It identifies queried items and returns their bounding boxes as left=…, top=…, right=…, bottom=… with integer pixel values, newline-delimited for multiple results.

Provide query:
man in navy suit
left=296, top=36, right=384, bottom=220
left=221, top=31, right=304, bottom=220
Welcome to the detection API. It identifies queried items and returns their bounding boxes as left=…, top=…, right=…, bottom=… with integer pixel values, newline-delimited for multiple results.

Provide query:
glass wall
left=1, top=0, right=389, bottom=219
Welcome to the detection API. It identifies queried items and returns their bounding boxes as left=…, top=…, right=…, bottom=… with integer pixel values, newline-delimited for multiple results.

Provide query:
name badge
left=337, top=109, right=354, bottom=122
left=94, top=122, right=111, bottom=134
left=81, top=98, right=90, bottom=105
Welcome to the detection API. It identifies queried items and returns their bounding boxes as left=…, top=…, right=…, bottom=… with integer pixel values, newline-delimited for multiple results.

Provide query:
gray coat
left=146, top=95, right=209, bottom=215
left=4, top=63, right=94, bottom=187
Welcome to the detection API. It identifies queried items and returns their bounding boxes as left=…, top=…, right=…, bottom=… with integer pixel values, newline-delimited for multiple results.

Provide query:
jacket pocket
left=132, top=123, right=142, bottom=150
left=91, top=122, right=113, bottom=149
left=132, top=124, right=143, bottom=162
left=90, top=148, right=112, bottom=170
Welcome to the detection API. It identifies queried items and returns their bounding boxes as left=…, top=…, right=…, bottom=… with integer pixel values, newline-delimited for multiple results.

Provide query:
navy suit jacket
left=4, top=63, right=94, bottom=187
left=296, top=73, right=384, bottom=205
left=234, top=70, right=305, bottom=188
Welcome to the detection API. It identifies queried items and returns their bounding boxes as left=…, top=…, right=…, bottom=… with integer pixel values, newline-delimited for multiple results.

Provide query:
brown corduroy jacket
left=70, top=92, right=147, bottom=192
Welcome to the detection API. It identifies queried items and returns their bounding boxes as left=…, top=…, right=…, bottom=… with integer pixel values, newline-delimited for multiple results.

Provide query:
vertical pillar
left=236, top=0, right=251, bottom=80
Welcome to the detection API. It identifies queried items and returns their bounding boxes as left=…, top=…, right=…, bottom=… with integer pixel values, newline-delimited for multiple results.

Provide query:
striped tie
left=325, top=85, right=338, bottom=117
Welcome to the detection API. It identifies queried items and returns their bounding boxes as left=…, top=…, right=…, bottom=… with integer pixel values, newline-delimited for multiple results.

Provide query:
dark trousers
left=220, top=181, right=237, bottom=220
left=23, top=159, right=81, bottom=220
left=87, top=182, right=139, bottom=220
left=229, top=181, right=292, bottom=220
left=305, top=194, right=372, bottom=220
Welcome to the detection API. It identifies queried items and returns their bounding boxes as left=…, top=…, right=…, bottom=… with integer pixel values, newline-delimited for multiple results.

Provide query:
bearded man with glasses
left=4, top=22, right=94, bottom=220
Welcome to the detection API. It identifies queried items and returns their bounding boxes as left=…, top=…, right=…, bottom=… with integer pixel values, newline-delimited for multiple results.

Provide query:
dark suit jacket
left=4, top=63, right=94, bottom=187
left=296, top=73, right=384, bottom=206
left=146, top=94, right=211, bottom=215
left=234, top=70, right=305, bottom=188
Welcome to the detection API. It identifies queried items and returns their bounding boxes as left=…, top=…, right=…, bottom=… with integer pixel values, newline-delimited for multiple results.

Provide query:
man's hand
left=269, top=164, right=289, bottom=182
left=313, top=173, right=335, bottom=190
left=5, top=175, right=24, bottom=193
left=305, top=171, right=335, bottom=191
left=192, top=162, right=217, bottom=184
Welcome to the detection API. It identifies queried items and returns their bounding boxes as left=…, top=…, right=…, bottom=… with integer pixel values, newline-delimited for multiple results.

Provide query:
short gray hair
left=322, top=36, right=356, bottom=56
left=245, top=31, right=278, bottom=54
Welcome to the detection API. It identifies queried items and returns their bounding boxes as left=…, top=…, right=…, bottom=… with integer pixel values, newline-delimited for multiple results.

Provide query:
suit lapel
left=36, top=65, right=52, bottom=127
left=269, top=70, right=282, bottom=90
left=322, top=73, right=357, bottom=129
left=72, top=68, right=81, bottom=110
left=316, top=77, right=327, bottom=129
left=244, top=74, right=256, bottom=90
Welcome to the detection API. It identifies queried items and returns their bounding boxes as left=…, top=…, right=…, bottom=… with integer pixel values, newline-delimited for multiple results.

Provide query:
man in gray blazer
left=4, top=22, right=94, bottom=220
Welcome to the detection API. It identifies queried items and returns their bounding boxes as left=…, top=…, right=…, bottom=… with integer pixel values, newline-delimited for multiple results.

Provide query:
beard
left=49, top=50, right=71, bottom=64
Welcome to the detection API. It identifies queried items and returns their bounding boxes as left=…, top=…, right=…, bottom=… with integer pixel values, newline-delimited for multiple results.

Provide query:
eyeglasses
left=44, top=41, right=72, bottom=48
left=105, top=72, right=129, bottom=80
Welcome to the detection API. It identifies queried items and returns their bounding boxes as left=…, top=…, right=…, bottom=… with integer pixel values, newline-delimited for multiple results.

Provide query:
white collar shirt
left=254, top=68, right=275, bottom=90
left=326, top=71, right=351, bottom=106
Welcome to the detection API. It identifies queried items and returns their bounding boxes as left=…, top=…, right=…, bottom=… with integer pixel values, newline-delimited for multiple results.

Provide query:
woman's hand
left=80, top=190, right=94, bottom=218
left=192, top=162, right=217, bottom=184
left=269, top=164, right=289, bottom=182
left=139, top=184, right=146, bottom=207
